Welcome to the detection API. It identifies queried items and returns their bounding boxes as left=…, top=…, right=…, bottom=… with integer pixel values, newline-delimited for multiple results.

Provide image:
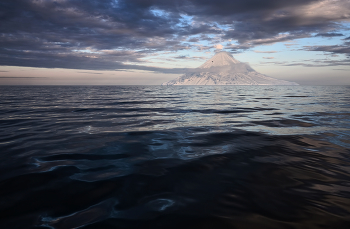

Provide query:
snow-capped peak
left=199, top=51, right=241, bottom=68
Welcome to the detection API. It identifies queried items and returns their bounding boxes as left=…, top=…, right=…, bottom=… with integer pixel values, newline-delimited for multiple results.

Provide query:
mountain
left=162, top=52, right=298, bottom=85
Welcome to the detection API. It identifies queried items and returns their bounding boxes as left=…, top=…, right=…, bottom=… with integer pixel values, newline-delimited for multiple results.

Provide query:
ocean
left=0, top=85, right=350, bottom=229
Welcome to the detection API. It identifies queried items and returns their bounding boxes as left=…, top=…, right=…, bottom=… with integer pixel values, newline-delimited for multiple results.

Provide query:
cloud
left=315, top=32, right=344, bottom=37
left=226, top=33, right=307, bottom=52
left=172, top=55, right=206, bottom=61
left=188, top=37, right=200, bottom=42
left=284, top=43, right=298, bottom=47
left=263, top=57, right=275, bottom=59
left=284, top=60, right=350, bottom=67
left=0, top=0, right=349, bottom=71
left=214, top=44, right=223, bottom=50
left=261, top=58, right=350, bottom=67
left=260, top=61, right=288, bottom=65
left=304, top=44, right=350, bottom=56
left=254, top=51, right=277, bottom=53
left=174, top=55, right=189, bottom=59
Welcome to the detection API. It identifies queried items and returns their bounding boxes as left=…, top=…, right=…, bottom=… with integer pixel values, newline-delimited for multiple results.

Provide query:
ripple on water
left=0, top=85, right=349, bottom=229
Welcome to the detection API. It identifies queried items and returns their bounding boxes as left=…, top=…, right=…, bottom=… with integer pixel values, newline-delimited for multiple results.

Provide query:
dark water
left=0, top=85, right=350, bottom=229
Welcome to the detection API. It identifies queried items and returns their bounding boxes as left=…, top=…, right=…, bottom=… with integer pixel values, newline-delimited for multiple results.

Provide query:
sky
left=0, top=0, right=350, bottom=85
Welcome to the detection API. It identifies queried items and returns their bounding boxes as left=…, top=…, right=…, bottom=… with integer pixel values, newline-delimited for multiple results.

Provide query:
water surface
left=0, top=85, right=350, bottom=229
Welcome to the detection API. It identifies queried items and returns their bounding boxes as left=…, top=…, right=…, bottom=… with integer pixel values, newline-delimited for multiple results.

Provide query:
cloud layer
left=0, top=0, right=349, bottom=71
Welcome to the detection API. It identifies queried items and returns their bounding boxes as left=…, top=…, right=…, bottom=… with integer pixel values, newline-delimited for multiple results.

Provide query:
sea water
left=0, top=85, right=350, bottom=228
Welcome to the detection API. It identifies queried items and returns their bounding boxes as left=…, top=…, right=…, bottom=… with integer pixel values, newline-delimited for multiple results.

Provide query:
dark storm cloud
left=0, top=0, right=349, bottom=71
left=226, top=33, right=308, bottom=53
left=185, top=0, right=349, bottom=51
left=315, top=33, right=344, bottom=37
left=188, top=37, right=200, bottom=42
left=304, top=43, right=350, bottom=56
left=0, top=47, right=193, bottom=74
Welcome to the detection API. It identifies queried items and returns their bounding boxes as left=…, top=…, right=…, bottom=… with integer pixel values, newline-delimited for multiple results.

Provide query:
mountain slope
left=162, top=52, right=298, bottom=85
